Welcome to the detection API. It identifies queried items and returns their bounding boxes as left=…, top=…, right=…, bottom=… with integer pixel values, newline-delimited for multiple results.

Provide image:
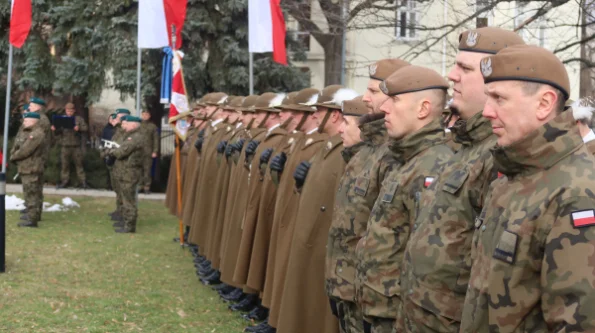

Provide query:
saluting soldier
left=274, top=89, right=359, bottom=333
left=139, top=110, right=159, bottom=194
left=108, top=108, right=132, bottom=224
left=460, top=45, right=595, bottom=332
left=402, top=28, right=525, bottom=332
left=11, top=112, right=46, bottom=228
left=354, top=66, right=454, bottom=332
left=54, top=102, right=89, bottom=189
left=325, top=59, right=409, bottom=333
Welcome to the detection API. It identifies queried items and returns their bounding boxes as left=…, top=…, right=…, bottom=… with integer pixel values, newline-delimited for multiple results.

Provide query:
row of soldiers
left=165, top=26, right=595, bottom=333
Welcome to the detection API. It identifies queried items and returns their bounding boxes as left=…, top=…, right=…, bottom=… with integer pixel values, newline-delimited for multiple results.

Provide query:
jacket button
left=321, top=206, right=326, bottom=212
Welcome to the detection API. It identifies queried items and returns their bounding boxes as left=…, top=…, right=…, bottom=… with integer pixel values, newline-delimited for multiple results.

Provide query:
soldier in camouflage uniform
left=106, top=115, right=145, bottom=233
left=140, top=110, right=159, bottom=194
left=402, top=27, right=525, bottom=332
left=107, top=108, right=131, bottom=223
left=27, top=97, right=52, bottom=162
left=460, top=44, right=595, bottom=332
left=325, top=58, right=409, bottom=333
left=354, top=66, right=453, bottom=332
left=11, top=113, right=46, bottom=228
left=53, top=103, right=89, bottom=189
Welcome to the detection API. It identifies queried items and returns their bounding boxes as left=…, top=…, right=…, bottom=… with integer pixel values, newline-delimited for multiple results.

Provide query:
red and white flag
left=169, top=51, right=190, bottom=139
left=424, top=177, right=435, bottom=188
left=572, top=210, right=595, bottom=228
left=138, top=0, right=188, bottom=49
left=248, top=0, right=287, bottom=65
left=9, top=0, right=32, bottom=48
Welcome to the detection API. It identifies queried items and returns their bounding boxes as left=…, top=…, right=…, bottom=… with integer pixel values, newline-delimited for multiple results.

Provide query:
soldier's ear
left=535, top=88, right=558, bottom=121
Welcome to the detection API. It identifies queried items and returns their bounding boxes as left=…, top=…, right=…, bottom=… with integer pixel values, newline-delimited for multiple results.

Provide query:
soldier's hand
left=232, top=139, right=246, bottom=153
left=245, top=140, right=260, bottom=157
left=74, top=126, right=79, bottom=131
left=259, top=148, right=274, bottom=165
left=270, top=152, right=287, bottom=173
left=151, top=152, right=157, bottom=158
left=51, top=125, right=56, bottom=131
left=194, top=137, right=204, bottom=153
left=217, top=140, right=228, bottom=154
left=225, top=143, right=234, bottom=159
left=293, top=161, right=311, bottom=189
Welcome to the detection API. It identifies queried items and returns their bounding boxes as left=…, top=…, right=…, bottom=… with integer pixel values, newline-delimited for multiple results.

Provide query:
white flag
left=138, top=0, right=169, bottom=49
left=248, top=0, right=273, bottom=53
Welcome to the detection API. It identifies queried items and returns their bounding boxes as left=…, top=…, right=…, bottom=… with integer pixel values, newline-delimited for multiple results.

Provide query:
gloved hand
left=293, top=161, right=311, bottom=189
left=105, top=155, right=116, bottom=166
left=259, top=148, right=274, bottom=165
left=270, top=152, right=287, bottom=173
left=217, top=140, right=228, bottom=154
left=194, top=137, right=204, bottom=153
left=244, top=140, right=260, bottom=162
left=225, top=142, right=234, bottom=159
left=234, top=139, right=246, bottom=152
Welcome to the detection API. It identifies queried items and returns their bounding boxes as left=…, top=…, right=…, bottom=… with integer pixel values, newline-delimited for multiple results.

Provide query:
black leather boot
left=230, top=294, right=258, bottom=312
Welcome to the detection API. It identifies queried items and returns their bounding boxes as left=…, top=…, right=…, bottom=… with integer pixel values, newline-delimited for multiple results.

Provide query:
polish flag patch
left=424, top=177, right=435, bottom=188
left=571, top=210, right=595, bottom=228
left=498, top=172, right=504, bottom=178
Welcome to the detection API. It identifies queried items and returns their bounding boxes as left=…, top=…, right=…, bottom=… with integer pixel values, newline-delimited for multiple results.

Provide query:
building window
left=538, top=19, right=546, bottom=47
left=476, top=0, right=493, bottom=27
left=396, top=0, right=417, bottom=40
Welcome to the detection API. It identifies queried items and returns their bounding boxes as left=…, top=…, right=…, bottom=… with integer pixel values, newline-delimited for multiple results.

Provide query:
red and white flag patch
left=498, top=172, right=504, bottom=178
left=424, top=177, right=435, bottom=188
left=572, top=210, right=595, bottom=228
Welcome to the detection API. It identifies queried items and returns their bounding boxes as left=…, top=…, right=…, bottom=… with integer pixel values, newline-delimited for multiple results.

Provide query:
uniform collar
left=267, top=123, right=281, bottom=134
left=451, top=112, right=493, bottom=146
left=236, top=122, right=243, bottom=129
left=359, top=115, right=387, bottom=147
left=492, top=111, right=583, bottom=177
left=388, top=118, right=447, bottom=163
left=306, top=127, right=319, bottom=135
left=583, top=129, right=595, bottom=143
left=211, top=118, right=224, bottom=127
left=341, top=141, right=366, bottom=163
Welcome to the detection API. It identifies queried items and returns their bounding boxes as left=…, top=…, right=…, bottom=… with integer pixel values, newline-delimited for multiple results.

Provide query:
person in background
left=53, top=103, right=89, bottom=189
left=101, top=113, right=118, bottom=190
left=140, top=110, right=159, bottom=194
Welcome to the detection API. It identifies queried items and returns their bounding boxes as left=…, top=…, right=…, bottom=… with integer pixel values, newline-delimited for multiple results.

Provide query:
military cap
left=23, top=103, right=29, bottom=111
left=116, top=108, right=131, bottom=115
left=480, top=44, right=570, bottom=100
left=239, top=95, right=260, bottom=112
left=314, top=85, right=359, bottom=110
left=122, top=115, right=141, bottom=122
left=65, top=102, right=75, bottom=109
left=223, top=96, right=245, bottom=111
left=571, top=96, right=595, bottom=121
left=110, top=113, right=117, bottom=120
left=205, top=92, right=229, bottom=106
left=380, top=65, right=449, bottom=96
left=276, top=91, right=300, bottom=109
left=368, top=59, right=410, bottom=81
left=29, top=97, right=46, bottom=106
left=141, top=109, right=150, bottom=113
left=458, top=27, right=525, bottom=54
left=341, top=96, right=367, bottom=117
left=281, top=88, right=320, bottom=112
left=253, top=93, right=286, bottom=112
left=23, top=112, right=40, bottom=119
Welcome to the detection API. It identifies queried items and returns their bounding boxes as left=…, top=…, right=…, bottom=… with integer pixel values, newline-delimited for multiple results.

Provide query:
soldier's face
left=339, top=116, right=362, bottom=148
left=483, top=81, right=556, bottom=147
left=313, top=107, right=330, bottom=127
left=253, top=111, right=268, bottom=127
left=228, top=111, right=240, bottom=123
left=448, top=51, right=488, bottom=120
left=141, top=112, right=150, bottom=121
left=362, top=80, right=388, bottom=114
left=23, top=118, right=38, bottom=128
left=29, top=103, right=41, bottom=112
left=380, top=92, right=421, bottom=139
left=242, top=113, right=252, bottom=124
left=65, top=108, right=75, bottom=117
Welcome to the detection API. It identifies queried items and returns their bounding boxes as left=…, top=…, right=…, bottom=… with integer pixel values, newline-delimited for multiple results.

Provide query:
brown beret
left=380, top=65, right=449, bottom=96
left=282, top=88, right=320, bottom=112
left=222, top=96, right=245, bottom=111
left=314, top=85, right=359, bottom=110
left=276, top=91, right=300, bottom=109
left=205, top=92, right=229, bottom=106
left=368, top=59, right=410, bottom=81
left=253, top=92, right=286, bottom=112
left=239, top=95, right=260, bottom=112
left=458, top=27, right=525, bottom=54
left=480, top=44, right=570, bottom=100
left=341, top=96, right=367, bottom=117
left=65, top=102, right=75, bottom=109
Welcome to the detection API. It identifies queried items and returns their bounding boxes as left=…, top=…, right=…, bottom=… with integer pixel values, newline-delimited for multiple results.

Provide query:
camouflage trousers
left=363, top=316, right=395, bottom=333
left=22, top=173, right=43, bottom=222
left=330, top=298, right=364, bottom=333
left=61, top=146, right=85, bottom=184
left=141, top=154, right=153, bottom=190
left=118, top=178, right=139, bottom=231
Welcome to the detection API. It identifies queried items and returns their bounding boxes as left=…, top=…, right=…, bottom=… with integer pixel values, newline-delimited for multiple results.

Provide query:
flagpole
left=136, top=48, right=142, bottom=116
left=171, top=25, right=185, bottom=247
left=249, top=52, right=254, bottom=95
left=0, top=45, right=13, bottom=273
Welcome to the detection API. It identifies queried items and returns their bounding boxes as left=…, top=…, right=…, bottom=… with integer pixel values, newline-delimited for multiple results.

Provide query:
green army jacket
left=354, top=119, right=453, bottom=322
left=461, top=111, right=595, bottom=332
left=56, top=115, right=88, bottom=147
left=140, top=120, right=159, bottom=154
left=10, top=124, right=46, bottom=174
left=113, top=127, right=145, bottom=181
left=401, top=112, right=497, bottom=332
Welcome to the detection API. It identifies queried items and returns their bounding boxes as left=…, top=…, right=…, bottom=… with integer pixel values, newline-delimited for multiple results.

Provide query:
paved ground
left=6, top=184, right=165, bottom=200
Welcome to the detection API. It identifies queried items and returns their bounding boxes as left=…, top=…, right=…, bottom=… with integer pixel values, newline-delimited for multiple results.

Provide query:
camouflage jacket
left=326, top=114, right=397, bottom=302
left=461, top=111, right=595, bottom=332
left=140, top=120, right=159, bottom=154
left=10, top=124, right=46, bottom=174
left=341, top=141, right=367, bottom=163
left=586, top=138, right=595, bottom=154
left=113, top=127, right=145, bottom=182
left=56, top=115, right=88, bottom=147
left=402, top=112, right=497, bottom=332
left=355, top=119, right=454, bottom=321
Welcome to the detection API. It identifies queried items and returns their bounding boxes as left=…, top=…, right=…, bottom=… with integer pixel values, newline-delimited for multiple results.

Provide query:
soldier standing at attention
left=27, top=97, right=52, bottom=161
left=402, top=27, right=525, bottom=332
left=140, top=109, right=159, bottom=194
left=354, top=66, right=454, bottom=332
left=107, top=115, right=145, bottom=233
left=11, top=113, right=46, bottom=228
left=460, top=45, right=595, bottom=332
left=108, top=108, right=131, bottom=223
left=54, top=102, right=89, bottom=189
left=325, top=58, right=409, bottom=333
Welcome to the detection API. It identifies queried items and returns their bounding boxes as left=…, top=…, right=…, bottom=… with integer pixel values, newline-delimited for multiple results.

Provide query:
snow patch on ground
left=6, top=195, right=79, bottom=212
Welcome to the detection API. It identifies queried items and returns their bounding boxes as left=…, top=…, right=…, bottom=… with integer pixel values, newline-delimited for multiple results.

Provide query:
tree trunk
left=322, top=33, right=344, bottom=86
left=72, top=94, right=89, bottom=153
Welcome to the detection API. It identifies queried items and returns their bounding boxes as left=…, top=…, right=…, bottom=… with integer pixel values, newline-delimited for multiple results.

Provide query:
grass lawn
left=0, top=195, right=247, bottom=332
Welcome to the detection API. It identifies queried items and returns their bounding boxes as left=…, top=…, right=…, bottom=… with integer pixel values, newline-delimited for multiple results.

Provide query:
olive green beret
left=23, top=112, right=40, bottom=119
left=23, top=103, right=29, bottom=111
left=116, top=108, right=131, bottom=115
left=122, top=115, right=141, bottom=122
left=29, top=97, right=46, bottom=106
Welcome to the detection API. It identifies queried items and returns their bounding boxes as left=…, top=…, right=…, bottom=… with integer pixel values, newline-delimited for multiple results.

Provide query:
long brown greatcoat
left=220, top=128, right=267, bottom=288
left=187, top=121, right=229, bottom=248
left=245, top=131, right=307, bottom=291
left=232, top=125, right=288, bottom=286
left=164, top=127, right=196, bottom=216
left=205, top=123, right=246, bottom=269
left=180, top=127, right=202, bottom=227
left=261, top=132, right=328, bottom=307
left=276, top=134, right=344, bottom=333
